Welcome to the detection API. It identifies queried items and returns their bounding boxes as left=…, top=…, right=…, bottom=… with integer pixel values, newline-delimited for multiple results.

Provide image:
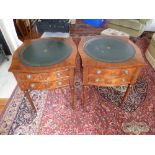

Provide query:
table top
left=9, top=37, right=77, bottom=72
left=19, top=39, right=72, bottom=67
left=84, top=37, right=136, bottom=63
left=78, top=36, right=145, bottom=68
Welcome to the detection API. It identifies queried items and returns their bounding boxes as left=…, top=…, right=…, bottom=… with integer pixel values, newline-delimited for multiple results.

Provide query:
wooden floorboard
left=0, top=98, right=8, bottom=114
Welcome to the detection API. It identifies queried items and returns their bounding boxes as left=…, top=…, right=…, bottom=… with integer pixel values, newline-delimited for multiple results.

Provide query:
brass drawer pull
left=123, top=70, right=129, bottom=75
left=96, top=70, right=102, bottom=74
left=27, top=74, right=32, bottom=79
left=95, top=78, right=100, bottom=82
left=57, top=81, right=62, bottom=86
left=56, top=72, right=61, bottom=77
left=122, top=79, right=126, bottom=82
left=30, top=83, right=35, bottom=88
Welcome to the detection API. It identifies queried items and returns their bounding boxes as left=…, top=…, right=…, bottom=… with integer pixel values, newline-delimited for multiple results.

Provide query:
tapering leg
left=83, top=85, right=89, bottom=105
left=69, top=67, right=76, bottom=109
left=24, top=90, right=36, bottom=112
left=121, top=84, right=132, bottom=106
left=70, top=85, right=75, bottom=109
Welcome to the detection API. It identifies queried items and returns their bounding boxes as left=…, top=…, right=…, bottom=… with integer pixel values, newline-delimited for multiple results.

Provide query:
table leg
left=121, top=84, right=132, bottom=106
left=24, top=90, right=36, bottom=112
left=83, top=85, right=89, bottom=105
left=69, top=68, right=75, bottom=109
left=70, top=85, right=75, bottom=109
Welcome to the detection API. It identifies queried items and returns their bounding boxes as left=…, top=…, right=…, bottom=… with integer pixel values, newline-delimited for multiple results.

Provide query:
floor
left=1, top=36, right=155, bottom=134
left=0, top=56, right=17, bottom=112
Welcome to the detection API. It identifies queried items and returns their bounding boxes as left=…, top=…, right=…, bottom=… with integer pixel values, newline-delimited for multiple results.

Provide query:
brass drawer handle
left=95, top=78, right=100, bottom=83
left=122, top=78, right=126, bottom=82
left=96, top=70, right=102, bottom=74
left=27, top=74, right=32, bottom=79
left=123, top=70, right=129, bottom=75
left=30, top=83, right=35, bottom=88
left=57, top=81, right=62, bottom=86
left=56, top=72, right=61, bottom=78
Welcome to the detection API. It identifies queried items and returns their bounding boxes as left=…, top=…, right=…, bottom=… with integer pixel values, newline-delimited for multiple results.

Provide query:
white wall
left=0, top=19, right=22, bottom=54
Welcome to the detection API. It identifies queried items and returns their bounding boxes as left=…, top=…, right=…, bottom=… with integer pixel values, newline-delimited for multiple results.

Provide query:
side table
left=9, top=37, right=77, bottom=112
left=78, top=36, right=146, bottom=106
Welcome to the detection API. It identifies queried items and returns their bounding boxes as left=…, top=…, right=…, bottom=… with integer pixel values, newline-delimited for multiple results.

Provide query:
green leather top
left=84, top=37, right=136, bottom=63
left=19, top=39, right=72, bottom=67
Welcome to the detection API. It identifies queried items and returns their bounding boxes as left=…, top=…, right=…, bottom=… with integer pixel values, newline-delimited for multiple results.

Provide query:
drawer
left=88, top=75, right=131, bottom=86
left=89, top=68, right=136, bottom=78
left=15, top=69, right=70, bottom=82
left=19, top=78, right=70, bottom=90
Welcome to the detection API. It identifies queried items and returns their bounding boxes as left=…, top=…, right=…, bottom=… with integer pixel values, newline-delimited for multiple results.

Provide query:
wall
left=0, top=19, right=22, bottom=54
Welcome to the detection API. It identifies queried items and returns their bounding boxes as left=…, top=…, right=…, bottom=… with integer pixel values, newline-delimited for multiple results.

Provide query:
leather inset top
left=84, top=37, right=136, bottom=63
left=19, top=39, right=72, bottom=67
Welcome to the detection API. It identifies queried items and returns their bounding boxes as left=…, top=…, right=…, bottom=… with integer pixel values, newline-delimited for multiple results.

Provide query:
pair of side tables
left=9, top=36, right=145, bottom=112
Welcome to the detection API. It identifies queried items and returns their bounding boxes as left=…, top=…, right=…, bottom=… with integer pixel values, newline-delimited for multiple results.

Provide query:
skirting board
left=0, top=98, right=8, bottom=113
left=0, top=98, right=8, bottom=105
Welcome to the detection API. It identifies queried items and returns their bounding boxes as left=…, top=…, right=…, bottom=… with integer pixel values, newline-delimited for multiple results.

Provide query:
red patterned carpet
left=0, top=36, right=155, bottom=135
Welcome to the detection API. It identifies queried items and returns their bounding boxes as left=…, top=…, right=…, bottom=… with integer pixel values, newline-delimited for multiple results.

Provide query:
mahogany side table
left=78, top=36, right=146, bottom=106
left=9, top=37, right=77, bottom=112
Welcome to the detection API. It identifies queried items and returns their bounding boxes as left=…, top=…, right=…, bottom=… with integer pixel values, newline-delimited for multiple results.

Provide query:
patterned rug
left=0, top=36, right=155, bottom=135
left=97, top=75, right=148, bottom=112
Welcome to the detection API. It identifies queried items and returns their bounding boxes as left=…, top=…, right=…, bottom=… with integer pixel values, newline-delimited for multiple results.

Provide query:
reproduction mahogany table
left=9, top=37, right=77, bottom=112
left=78, top=36, right=146, bottom=106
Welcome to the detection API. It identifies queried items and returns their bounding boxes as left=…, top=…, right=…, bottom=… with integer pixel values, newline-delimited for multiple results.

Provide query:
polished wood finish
left=9, top=37, right=77, bottom=111
left=121, top=84, right=132, bottom=105
left=15, top=19, right=40, bottom=41
left=15, top=68, right=70, bottom=82
left=24, top=90, right=36, bottom=112
left=78, top=36, right=146, bottom=105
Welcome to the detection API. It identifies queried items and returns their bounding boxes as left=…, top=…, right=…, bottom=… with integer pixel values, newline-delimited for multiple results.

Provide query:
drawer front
left=19, top=78, right=70, bottom=90
left=15, top=69, right=70, bottom=82
left=89, top=68, right=136, bottom=78
left=88, top=75, right=132, bottom=86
